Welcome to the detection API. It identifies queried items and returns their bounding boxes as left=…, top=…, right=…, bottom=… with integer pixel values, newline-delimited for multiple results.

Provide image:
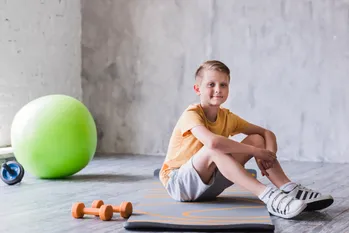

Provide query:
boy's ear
left=193, top=84, right=200, bottom=95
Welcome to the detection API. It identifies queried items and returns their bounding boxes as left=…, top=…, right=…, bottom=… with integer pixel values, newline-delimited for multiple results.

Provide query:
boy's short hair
left=195, top=60, right=230, bottom=82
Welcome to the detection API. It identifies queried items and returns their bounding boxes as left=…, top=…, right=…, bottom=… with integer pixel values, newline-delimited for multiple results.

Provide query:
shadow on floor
left=273, top=210, right=333, bottom=223
left=49, top=174, right=152, bottom=183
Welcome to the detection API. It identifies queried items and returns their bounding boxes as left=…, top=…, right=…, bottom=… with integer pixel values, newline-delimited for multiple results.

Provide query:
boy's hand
left=253, top=148, right=276, bottom=162
left=255, top=158, right=274, bottom=177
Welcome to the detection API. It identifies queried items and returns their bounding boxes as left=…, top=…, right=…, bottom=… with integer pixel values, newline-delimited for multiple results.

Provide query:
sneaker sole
left=305, top=197, right=334, bottom=211
left=269, top=203, right=307, bottom=219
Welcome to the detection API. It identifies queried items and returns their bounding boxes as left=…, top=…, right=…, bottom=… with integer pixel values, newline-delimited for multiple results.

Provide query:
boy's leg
left=192, top=134, right=263, bottom=201
left=192, top=134, right=294, bottom=192
left=193, top=134, right=280, bottom=196
left=192, top=145, right=265, bottom=196
left=190, top=143, right=307, bottom=219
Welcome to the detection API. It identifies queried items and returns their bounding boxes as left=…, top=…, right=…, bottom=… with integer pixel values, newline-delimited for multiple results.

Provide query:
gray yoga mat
left=124, top=169, right=274, bottom=231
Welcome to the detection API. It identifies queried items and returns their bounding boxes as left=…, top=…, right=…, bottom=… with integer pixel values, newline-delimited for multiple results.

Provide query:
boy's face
left=194, top=70, right=229, bottom=107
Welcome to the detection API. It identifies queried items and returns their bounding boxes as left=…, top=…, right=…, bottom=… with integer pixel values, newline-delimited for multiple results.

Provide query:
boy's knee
left=198, top=146, right=216, bottom=159
left=197, top=146, right=224, bottom=163
left=193, top=146, right=218, bottom=173
left=245, top=134, right=265, bottom=148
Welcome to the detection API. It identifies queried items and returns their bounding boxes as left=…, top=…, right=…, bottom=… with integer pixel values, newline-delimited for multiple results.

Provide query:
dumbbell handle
left=112, top=206, right=122, bottom=212
left=2, top=163, right=16, bottom=176
left=83, top=207, right=100, bottom=216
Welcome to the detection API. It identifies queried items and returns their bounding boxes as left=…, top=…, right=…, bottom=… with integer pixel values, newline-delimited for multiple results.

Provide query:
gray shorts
left=165, top=156, right=234, bottom=202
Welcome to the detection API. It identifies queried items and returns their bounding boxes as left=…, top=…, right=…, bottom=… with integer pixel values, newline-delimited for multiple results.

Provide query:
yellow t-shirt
left=159, top=103, right=250, bottom=187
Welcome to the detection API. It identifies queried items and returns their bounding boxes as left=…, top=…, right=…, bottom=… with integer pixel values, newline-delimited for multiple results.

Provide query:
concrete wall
left=0, top=0, right=82, bottom=147
left=82, top=0, right=349, bottom=163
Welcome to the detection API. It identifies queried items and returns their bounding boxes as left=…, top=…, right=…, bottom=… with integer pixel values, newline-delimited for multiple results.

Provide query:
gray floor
left=0, top=154, right=348, bottom=233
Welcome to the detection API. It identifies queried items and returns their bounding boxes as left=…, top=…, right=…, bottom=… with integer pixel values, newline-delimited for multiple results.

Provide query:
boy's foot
left=260, top=187, right=307, bottom=219
left=282, top=184, right=334, bottom=211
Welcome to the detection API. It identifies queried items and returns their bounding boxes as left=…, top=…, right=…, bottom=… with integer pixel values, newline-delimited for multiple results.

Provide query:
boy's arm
left=239, top=123, right=277, bottom=154
left=191, top=125, right=276, bottom=161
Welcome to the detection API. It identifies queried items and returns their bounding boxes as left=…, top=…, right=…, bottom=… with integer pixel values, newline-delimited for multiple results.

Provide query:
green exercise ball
left=11, top=94, right=97, bottom=179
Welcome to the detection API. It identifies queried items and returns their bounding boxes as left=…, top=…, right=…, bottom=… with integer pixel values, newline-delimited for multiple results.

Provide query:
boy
left=159, top=60, right=333, bottom=219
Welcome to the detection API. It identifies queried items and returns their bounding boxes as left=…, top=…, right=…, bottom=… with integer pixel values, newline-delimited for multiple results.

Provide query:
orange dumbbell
left=92, top=200, right=133, bottom=218
left=72, top=202, right=113, bottom=221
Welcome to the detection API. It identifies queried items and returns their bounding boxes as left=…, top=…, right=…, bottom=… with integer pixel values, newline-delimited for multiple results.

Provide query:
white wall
left=0, top=0, right=82, bottom=147
left=82, top=0, right=349, bottom=163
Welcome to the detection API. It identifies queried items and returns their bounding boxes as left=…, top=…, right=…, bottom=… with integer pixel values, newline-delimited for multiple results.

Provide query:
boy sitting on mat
left=159, top=60, right=333, bottom=219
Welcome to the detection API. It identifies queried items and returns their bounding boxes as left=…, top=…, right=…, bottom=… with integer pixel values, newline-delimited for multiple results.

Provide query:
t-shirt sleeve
left=229, top=112, right=250, bottom=136
left=178, top=109, right=205, bottom=136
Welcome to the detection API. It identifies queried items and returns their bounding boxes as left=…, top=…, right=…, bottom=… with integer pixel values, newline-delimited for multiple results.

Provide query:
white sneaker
left=266, top=188, right=307, bottom=219
left=283, top=184, right=334, bottom=211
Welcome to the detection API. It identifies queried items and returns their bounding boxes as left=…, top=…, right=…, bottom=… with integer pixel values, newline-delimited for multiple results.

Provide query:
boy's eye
left=208, top=83, right=215, bottom=87
left=221, top=83, right=227, bottom=87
